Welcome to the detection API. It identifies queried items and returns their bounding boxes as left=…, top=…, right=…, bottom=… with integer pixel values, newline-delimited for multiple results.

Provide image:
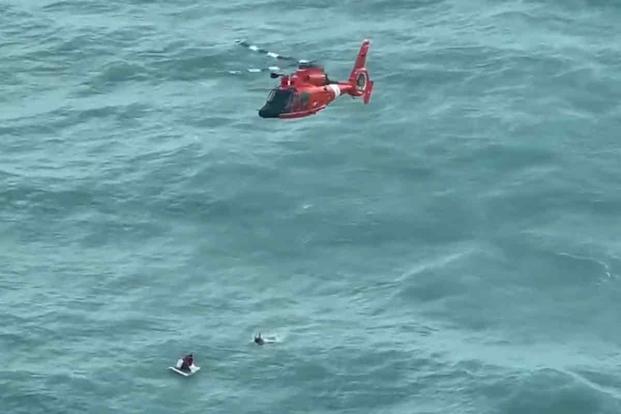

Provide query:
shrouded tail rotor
left=346, top=39, right=374, bottom=104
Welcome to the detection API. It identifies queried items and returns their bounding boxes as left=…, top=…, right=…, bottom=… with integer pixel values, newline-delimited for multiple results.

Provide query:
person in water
left=254, top=333, right=264, bottom=345
left=179, top=354, right=194, bottom=371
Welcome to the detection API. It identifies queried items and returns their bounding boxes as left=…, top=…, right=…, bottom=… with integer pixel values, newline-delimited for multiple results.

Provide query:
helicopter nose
left=258, top=107, right=278, bottom=118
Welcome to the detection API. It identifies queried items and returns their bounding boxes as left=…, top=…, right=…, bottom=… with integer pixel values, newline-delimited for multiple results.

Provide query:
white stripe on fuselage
left=328, top=84, right=341, bottom=98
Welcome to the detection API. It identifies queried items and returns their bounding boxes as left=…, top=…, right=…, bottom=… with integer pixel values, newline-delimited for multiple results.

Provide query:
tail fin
left=348, top=39, right=374, bottom=104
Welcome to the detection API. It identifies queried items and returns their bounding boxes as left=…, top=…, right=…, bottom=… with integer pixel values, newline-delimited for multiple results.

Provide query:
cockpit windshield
left=259, top=89, right=294, bottom=118
left=267, top=89, right=293, bottom=108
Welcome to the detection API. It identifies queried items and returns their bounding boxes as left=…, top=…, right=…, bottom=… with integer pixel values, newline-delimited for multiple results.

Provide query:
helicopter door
left=290, top=92, right=310, bottom=112
left=300, top=92, right=310, bottom=108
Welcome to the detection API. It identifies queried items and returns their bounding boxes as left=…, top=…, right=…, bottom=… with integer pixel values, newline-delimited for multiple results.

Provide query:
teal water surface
left=2, top=1, right=621, bottom=413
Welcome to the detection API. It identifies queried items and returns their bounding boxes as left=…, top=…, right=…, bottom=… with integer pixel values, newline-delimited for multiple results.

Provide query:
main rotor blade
left=227, top=65, right=284, bottom=75
left=235, top=39, right=300, bottom=63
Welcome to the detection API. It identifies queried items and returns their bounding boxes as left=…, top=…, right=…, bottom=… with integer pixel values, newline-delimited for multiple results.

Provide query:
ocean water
left=2, top=0, right=621, bottom=413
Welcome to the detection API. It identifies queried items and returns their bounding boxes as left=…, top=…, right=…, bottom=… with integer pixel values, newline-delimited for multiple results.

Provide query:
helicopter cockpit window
left=267, top=89, right=292, bottom=104
left=265, top=89, right=294, bottom=112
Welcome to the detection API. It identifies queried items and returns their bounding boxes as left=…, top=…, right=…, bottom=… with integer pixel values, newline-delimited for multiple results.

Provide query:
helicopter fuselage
left=259, top=66, right=348, bottom=119
left=257, top=40, right=373, bottom=119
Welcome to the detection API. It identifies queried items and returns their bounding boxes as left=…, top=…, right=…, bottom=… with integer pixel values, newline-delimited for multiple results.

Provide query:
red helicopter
left=233, top=39, right=374, bottom=119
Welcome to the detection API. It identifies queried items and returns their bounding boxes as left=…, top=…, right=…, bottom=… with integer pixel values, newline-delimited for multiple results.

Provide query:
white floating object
left=168, top=364, right=201, bottom=377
